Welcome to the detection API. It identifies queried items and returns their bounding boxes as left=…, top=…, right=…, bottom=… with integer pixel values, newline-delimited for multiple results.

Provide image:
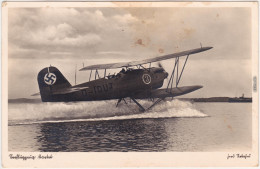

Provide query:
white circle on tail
left=142, top=74, right=151, bottom=84
left=44, top=73, right=57, bottom=85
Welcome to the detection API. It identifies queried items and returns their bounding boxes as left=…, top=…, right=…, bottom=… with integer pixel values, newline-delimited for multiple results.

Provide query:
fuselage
left=49, top=67, right=168, bottom=102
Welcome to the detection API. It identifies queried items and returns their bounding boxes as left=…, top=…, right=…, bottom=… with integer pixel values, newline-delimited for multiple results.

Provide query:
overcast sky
left=8, top=7, right=252, bottom=99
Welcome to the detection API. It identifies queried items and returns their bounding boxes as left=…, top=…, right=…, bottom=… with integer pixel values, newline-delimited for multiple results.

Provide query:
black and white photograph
left=2, top=1, right=258, bottom=167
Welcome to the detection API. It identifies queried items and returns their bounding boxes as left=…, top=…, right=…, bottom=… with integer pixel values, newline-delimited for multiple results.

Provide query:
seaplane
left=36, top=46, right=213, bottom=112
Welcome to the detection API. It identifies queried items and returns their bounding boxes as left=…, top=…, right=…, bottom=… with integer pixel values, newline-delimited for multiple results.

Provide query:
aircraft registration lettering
left=93, top=83, right=113, bottom=94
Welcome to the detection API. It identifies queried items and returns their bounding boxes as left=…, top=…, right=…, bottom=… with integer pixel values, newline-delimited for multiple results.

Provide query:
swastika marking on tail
left=44, top=73, right=57, bottom=85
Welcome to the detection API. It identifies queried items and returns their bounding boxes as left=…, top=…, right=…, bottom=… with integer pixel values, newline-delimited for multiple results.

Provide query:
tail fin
left=37, top=66, right=71, bottom=102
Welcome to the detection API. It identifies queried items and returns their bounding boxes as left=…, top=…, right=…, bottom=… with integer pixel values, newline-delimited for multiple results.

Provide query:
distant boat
left=228, top=94, right=252, bottom=103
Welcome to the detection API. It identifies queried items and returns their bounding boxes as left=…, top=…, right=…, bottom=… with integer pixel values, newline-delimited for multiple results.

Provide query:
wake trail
left=8, top=99, right=208, bottom=125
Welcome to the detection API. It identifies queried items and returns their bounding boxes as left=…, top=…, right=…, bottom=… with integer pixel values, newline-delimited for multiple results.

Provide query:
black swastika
left=45, top=73, right=56, bottom=85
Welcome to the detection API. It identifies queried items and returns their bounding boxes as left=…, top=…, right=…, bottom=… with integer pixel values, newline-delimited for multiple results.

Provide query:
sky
left=8, top=7, right=252, bottom=99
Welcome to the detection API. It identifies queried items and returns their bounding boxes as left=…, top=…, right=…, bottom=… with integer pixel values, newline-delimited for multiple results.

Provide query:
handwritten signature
left=227, top=153, right=251, bottom=160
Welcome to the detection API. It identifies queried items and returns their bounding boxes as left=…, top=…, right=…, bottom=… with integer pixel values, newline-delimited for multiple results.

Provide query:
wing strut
left=166, top=57, right=179, bottom=92
left=177, top=55, right=189, bottom=86
left=89, top=70, right=92, bottom=81
left=104, top=69, right=106, bottom=77
left=95, top=69, right=100, bottom=80
left=166, top=54, right=189, bottom=93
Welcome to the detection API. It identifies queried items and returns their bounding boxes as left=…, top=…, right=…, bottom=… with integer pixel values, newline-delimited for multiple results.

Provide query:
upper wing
left=80, top=46, right=213, bottom=71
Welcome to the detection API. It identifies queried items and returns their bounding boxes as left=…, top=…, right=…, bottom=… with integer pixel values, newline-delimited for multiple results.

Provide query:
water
left=8, top=100, right=252, bottom=152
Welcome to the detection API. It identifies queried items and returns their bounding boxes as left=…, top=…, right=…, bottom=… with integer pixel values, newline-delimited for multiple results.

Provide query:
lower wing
left=133, top=85, right=203, bottom=99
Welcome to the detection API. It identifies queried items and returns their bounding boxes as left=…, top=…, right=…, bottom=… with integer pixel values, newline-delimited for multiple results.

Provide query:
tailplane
left=37, top=66, right=71, bottom=102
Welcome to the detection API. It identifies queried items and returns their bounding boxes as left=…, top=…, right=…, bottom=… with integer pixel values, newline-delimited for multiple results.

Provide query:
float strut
left=116, top=98, right=122, bottom=107
left=130, top=97, right=145, bottom=112
left=146, top=97, right=165, bottom=111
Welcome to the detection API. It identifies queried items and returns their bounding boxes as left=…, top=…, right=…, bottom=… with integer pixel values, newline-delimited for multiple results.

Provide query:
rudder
left=37, top=66, right=71, bottom=102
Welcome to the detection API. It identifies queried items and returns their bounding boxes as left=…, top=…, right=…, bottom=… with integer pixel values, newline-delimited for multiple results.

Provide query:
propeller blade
left=157, top=62, right=166, bottom=71
left=158, top=62, right=163, bottom=68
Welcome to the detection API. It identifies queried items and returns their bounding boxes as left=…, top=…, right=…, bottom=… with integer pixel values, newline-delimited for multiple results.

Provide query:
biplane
left=36, top=46, right=213, bottom=111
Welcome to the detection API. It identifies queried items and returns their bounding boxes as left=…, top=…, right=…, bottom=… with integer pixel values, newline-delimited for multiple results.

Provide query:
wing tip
left=204, top=46, right=213, bottom=50
left=79, top=67, right=87, bottom=71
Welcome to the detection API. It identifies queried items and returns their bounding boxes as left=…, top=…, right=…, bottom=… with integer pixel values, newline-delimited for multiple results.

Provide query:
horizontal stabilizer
left=52, top=86, right=89, bottom=95
left=31, top=92, right=40, bottom=96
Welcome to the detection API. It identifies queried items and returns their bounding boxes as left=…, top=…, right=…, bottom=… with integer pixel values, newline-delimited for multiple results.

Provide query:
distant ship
left=178, top=93, right=252, bottom=103
left=228, top=94, right=252, bottom=103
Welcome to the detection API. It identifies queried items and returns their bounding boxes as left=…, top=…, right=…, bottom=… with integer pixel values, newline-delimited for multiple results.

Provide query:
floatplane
left=35, top=46, right=213, bottom=111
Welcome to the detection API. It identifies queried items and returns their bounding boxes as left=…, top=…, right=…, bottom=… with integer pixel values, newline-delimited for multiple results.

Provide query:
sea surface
left=8, top=100, right=252, bottom=152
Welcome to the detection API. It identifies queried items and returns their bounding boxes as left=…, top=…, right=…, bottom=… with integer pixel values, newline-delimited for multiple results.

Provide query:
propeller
left=157, top=62, right=169, bottom=82
left=157, top=62, right=165, bottom=70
